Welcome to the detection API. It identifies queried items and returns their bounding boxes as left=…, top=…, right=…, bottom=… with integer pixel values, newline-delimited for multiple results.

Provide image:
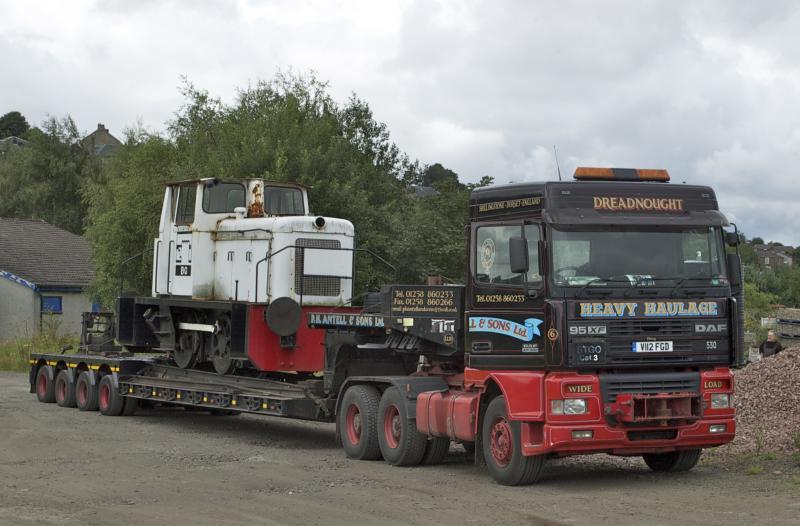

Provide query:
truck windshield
left=551, top=226, right=728, bottom=288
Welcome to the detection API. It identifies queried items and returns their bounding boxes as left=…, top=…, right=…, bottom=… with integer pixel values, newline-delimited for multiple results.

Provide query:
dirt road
left=0, top=372, right=796, bottom=526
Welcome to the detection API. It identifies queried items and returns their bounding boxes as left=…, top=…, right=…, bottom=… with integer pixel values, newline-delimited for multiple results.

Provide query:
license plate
left=632, top=341, right=673, bottom=353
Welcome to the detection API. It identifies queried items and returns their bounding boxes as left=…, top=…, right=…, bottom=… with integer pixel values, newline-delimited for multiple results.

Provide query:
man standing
left=759, top=330, right=783, bottom=358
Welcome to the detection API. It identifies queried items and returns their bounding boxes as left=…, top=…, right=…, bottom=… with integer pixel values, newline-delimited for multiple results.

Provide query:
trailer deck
left=29, top=352, right=333, bottom=421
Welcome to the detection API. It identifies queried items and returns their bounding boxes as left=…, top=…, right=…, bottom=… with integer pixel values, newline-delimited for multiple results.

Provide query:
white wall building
left=0, top=218, right=95, bottom=342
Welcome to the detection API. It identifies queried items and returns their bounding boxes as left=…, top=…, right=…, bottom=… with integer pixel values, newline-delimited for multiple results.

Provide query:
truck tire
left=377, top=386, right=427, bottom=466
left=421, top=437, right=450, bottom=466
left=482, top=396, right=545, bottom=486
left=338, top=384, right=382, bottom=460
left=98, top=375, right=125, bottom=416
left=55, top=370, right=77, bottom=408
left=76, top=371, right=99, bottom=411
left=35, top=365, right=56, bottom=403
left=122, top=396, right=139, bottom=416
left=642, top=449, right=702, bottom=472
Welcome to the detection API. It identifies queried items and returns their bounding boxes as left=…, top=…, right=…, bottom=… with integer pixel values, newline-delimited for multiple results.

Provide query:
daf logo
left=695, top=323, right=727, bottom=333
left=569, top=325, right=607, bottom=336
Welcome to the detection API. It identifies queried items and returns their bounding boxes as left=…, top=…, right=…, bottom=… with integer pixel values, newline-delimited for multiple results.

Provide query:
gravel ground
left=1, top=371, right=798, bottom=526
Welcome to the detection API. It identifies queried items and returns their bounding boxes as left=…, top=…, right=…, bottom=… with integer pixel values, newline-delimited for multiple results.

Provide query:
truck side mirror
left=727, top=253, right=742, bottom=287
left=509, top=237, right=529, bottom=274
left=725, top=232, right=740, bottom=246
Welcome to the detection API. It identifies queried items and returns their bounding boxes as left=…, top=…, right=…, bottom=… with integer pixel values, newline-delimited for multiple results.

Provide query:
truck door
left=170, top=184, right=196, bottom=297
left=466, top=222, right=545, bottom=369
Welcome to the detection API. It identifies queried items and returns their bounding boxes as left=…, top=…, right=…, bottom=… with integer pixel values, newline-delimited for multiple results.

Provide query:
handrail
left=118, top=245, right=155, bottom=296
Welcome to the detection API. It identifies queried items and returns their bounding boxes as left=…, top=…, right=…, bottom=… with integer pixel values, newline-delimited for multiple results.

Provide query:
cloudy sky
left=2, top=1, right=799, bottom=244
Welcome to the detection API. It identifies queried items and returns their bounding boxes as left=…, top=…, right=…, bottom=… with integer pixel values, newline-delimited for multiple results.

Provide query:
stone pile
left=720, top=346, right=800, bottom=456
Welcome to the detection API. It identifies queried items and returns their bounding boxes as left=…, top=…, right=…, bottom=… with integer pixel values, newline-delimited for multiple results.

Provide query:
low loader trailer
left=29, top=167, right=744, bottom=485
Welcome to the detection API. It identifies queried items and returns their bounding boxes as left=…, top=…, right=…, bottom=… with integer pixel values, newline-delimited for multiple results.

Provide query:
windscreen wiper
left=575, top=277, right=632, bottom=297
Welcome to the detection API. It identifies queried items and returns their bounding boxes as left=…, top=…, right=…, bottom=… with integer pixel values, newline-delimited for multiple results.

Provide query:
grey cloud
left=1, top=0, right=798, bottom=243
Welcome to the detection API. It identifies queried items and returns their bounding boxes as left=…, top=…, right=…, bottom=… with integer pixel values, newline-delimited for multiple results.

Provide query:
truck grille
left=606, top=318, right=694, bottom=337
left=294, top=238, right=341, bottom=297
left=599, top=372, right=699, bottom=403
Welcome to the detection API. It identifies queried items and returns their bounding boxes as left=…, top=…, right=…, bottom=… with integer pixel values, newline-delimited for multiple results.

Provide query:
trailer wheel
left=98, top=375, right=125, bottom=416
left=378, top=386, right=427, bottom=466
left=122, top=396, right=139, bottom=416
left=421, top=437, right=450, bottom=466
left=35, top=365, right=56, bottom=403
left=76, top=371, right=98, bottom=411
left=55, top=370, right=77, bottom=408
left=643, top=449, right=702, bottom=472
left=482, top=396, right=544, bottom=486
left=338, top=384, right=382, bottom=460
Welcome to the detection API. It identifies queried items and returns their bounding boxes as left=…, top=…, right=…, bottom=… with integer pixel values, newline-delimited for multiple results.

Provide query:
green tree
left=84, top=129, right=177, bottom=302
left=86, top=73, right=422, bottom=305
left=0, top=116, right=99, bottom=233
left=0, top=111, right=30, bottom=138
left=743, top=282, right=777, bottom=343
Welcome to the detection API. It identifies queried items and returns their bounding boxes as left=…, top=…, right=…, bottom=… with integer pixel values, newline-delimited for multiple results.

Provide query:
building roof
left=81, top=123, right=122, bottom=156
left=0, top=218, right=94, bottom=288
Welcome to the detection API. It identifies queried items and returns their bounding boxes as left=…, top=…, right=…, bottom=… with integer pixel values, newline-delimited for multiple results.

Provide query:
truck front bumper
left=521, top=417, right=736, bottom=456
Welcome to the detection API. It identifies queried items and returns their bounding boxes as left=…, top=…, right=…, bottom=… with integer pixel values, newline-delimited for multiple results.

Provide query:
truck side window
left=175, top=185, right=196, bottom=226
left=475, top=225, right=540, bottom=285
left=524, top=224, right=542, bottom=282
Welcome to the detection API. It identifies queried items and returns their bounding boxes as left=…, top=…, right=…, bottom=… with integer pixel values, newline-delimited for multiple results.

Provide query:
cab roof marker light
left=574, top=167, right=670, bottom=182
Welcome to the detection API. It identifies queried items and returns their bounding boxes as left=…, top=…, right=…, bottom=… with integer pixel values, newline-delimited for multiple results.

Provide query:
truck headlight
left=563, top=398, right=588, bottom=415
left=710, top=393, right=731, bottom=409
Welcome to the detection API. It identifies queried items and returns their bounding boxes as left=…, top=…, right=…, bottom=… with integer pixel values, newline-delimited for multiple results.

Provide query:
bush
left=0, top=316, right=77, bottom=371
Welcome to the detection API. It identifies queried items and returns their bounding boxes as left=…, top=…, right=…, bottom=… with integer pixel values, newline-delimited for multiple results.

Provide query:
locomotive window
left=175, top=184, right=196, bottom=226
left=264, top=186, right=305, bottom=216
left=202, top=182, right=246, bottom=213
left=475, top=224, right=541, bottom=285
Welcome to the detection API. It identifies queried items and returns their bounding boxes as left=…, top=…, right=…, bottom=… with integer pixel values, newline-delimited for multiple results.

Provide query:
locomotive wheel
left=210, top=313, right=236, bottom=375
left=174, top=311, right=202, bottom=369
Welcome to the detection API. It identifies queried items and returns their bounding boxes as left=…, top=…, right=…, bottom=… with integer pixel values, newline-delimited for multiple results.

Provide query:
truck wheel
left=643, top=449, right=702, bottom=472
left=55, top=370, right=77, bottom=408
left=378, top=386, right=427, bottom=466
left=98, top=375, right=125, bottom=416
left=421, top=437, right=450, bottom=465
left=76, top=371, right=99, bottom=411
left=482, top=396, right=544, bottom=485
left=35, top=365, right=56, bottom=403
left=338, top=384, right=382, bottom=460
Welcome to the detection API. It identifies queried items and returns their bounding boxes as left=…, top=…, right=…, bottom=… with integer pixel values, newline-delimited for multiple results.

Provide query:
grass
left=746, top=465, right=764, bottom=475
left=0, top=317, right=78, bottom=371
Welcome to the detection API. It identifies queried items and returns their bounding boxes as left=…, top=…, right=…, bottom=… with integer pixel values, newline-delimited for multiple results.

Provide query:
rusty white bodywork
left=152, top=178, right=354, bottom=306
